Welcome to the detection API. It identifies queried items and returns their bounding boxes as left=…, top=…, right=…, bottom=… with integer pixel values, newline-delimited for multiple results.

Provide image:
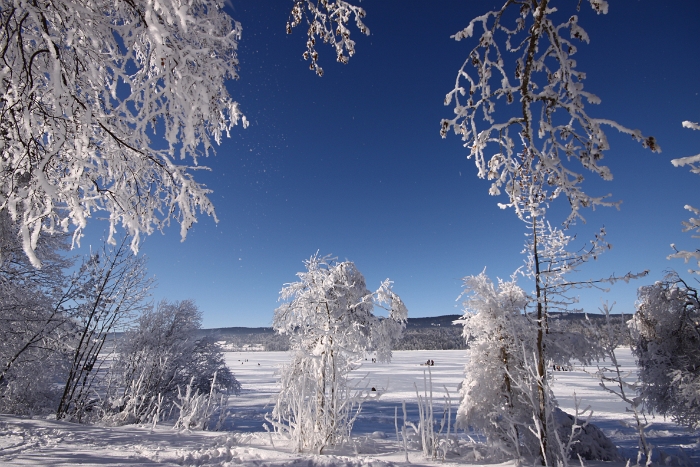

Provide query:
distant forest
left=198, top=312, right=632, bottom=352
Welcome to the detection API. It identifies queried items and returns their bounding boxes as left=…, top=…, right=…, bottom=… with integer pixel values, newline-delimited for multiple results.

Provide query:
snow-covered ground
left=1, top=349, right=698, bottom=466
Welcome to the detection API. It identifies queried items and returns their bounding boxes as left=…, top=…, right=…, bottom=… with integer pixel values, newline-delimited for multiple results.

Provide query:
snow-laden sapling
left=267, top=253, right=407, bottom=454
left=457, top=269, right=623, bottom=465
left=456, top=271, right=535, bottom=460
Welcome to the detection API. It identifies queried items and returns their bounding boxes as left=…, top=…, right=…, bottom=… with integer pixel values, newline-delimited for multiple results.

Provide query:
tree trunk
left=532, top=217, right=548, bottom=465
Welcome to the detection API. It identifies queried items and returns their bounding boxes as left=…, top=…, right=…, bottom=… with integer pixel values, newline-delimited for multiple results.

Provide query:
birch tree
left=441, top=1, right=658, bottom=463
left=268, top=253, right=407, bottom=453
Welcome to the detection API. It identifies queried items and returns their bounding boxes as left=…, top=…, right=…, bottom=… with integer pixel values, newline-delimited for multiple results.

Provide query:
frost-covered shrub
left=456, top=272, right=538, bottom=458
left=0, top=212, right=75, bottom=415
left=0, top=351, right=68, bottom=416
left=631, top=274, right=700, bottom=429
left=267, top=254, right=407, bottom=453
left=173, top=372, right=230, bottom=431
left=105, top=300, right=238, bottom=427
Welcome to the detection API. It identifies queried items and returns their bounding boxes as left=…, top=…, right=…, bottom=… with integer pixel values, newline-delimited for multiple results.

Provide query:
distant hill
left=199, top=312, right=632, bottom=351
left=198, top=315, right=466, bottom=351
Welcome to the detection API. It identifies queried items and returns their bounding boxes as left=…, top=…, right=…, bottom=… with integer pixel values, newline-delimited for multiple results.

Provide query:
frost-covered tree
left=457, top=271, right=534, bottom=458
left=630, top=273, right=700, bottom=430
left=0, top=212, right=74, bottom=385
left=459, top=271, right=621, bottom=463
left=441, top=2, right=658, bottom=462
left=268, top=253, right=407, bottom=453
left=669, top=121, right=700, bottom=273
left=523, top=220, right=644, bottom=365
left=441, top=0, right=659, bottom=226
left=0, top=0, right=368, bottom=266
left=106, top=299, right=238, bottom=427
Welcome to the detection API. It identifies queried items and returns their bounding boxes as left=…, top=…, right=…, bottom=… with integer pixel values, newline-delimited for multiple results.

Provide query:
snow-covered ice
left=1, top=349, right=698, bottom=466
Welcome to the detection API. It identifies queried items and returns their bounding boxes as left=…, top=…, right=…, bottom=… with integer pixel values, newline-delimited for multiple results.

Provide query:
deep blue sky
left=78, top=0, right=700, bottom=328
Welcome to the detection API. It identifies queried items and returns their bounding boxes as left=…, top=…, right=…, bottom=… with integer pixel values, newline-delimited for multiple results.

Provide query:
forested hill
left=198, top=315, right=465, bottom=351
left=198, top=312, right=631, bottom=351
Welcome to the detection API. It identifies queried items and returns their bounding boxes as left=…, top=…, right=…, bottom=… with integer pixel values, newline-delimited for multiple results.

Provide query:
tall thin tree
left=442, top=1, right=658, bottom=463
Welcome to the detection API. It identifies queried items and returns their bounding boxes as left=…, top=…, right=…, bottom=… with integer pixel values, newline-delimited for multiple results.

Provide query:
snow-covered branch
left=287, top=0, right=369, bottom=76
left=669, top=120, right=700, bottom=273
left=441, top=0, right=659, bottom=226
left=0, top=0, right=250, bottom=266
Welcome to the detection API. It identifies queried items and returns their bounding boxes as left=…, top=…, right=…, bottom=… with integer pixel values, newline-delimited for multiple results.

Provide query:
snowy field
left=1, top=349, right=698, bottom=466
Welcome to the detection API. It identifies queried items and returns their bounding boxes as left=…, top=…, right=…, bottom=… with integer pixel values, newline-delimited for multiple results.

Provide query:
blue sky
left=77, top=0, right=700, bottom=328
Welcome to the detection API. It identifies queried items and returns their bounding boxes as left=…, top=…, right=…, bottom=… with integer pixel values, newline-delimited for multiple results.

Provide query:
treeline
left=548, top=312, right=634, bottom=346
left=202, top=316, right=468, bottom=352
left=198, top=328, right=291, bottom=351
left=393, top=327, right=466, bottom=350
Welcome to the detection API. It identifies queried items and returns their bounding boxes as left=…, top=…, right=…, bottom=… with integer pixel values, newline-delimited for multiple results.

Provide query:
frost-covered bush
left=0, top=351, right=68, bottom=416
left=173, top=372, right=231, bottom=431
left=631, top=274, right=700, bottom=429
left=456, top=271, right=537, bottom=458
left=105, top=300, right=238, bottom=427
left=0, top=212, right=76, bottom=415
left=267, top=254, right=407, bottom=453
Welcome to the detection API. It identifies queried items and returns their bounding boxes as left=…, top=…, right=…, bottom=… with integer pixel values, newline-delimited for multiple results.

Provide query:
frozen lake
left=224, top=348, right=698, bottom=464
left=225, top=348, right=632, bottom=428
left=1, top=348, right=697, bottom=466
